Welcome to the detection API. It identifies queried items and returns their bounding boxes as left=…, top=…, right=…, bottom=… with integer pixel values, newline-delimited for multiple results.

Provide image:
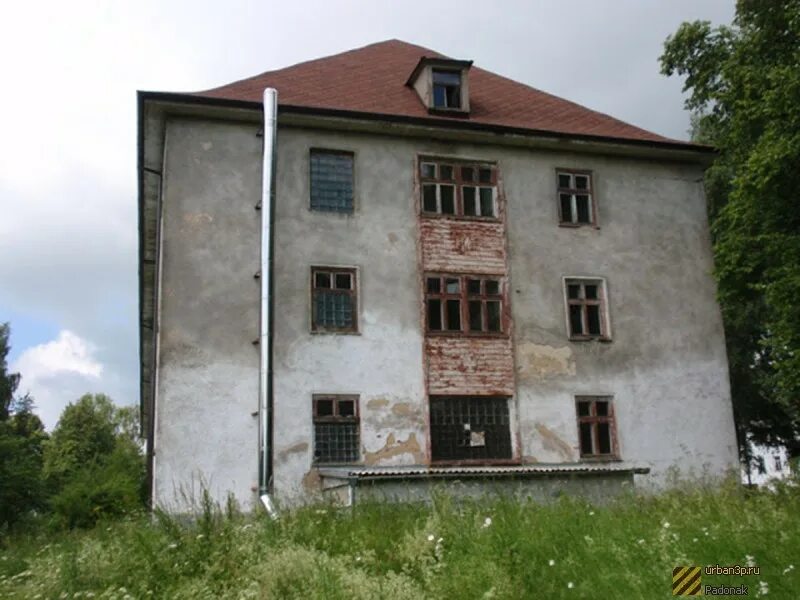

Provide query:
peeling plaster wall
left=154, top=118, right=261, bottom=511
left=270, top=129, right=427, bottom=502
left=154, top=116, right=738, bottom=507
left=504, top=154, right=739, bottom=485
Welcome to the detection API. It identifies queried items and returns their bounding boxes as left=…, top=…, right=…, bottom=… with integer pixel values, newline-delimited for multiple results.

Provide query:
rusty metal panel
left=426, top=336, right=514, bottom=396
left=420, top=219, right=506, bottom=274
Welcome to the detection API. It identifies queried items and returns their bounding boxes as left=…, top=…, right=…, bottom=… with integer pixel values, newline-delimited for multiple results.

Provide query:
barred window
left=576, top=396, right=618, bottom=459
left=312, top=267, right=357, bottom=332
left=313, top=395, right=359, bottom=464
left=430, top=396, right=512, bottom=462
left=310, top=150, right=354, bottom=213
left=557, top=170, right=596, bottom=226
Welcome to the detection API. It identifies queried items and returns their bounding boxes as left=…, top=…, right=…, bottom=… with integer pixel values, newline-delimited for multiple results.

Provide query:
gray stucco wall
left=154, top=118, right=261, bottom=510
left=153, top=115, right=738, bottom=509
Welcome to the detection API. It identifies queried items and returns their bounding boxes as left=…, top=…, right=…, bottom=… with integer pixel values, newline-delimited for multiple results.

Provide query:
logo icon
left=673, top=566, right=702, bottom=596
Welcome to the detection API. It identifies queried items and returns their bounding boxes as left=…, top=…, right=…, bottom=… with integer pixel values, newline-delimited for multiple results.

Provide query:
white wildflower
left=196, top=534, right=204, bottom=540
left=637, top=539, right=645, bottom=545
left=746, top=555, right=756, bottom=567
left=782, top=565, right=794, bottom=574
left=662, top=521, right=670, bottom=529
left=549, top=559, right=556, bottom=566
left=355, top=556, right=362, bottom=562
left=693, top=538, right=698, bottom=543
left=168, top=543, right=178, bottom=550
left=315, top=509, right=327, bottom=515
left=567, top=582, right=575, bottom=589
left=589, top=511, right=595, bottom=516
left=483, top=517, right=492, bottom=528
left=427, top=534, right=435, bottom=542
left=757, top=581, right=769, bottom=596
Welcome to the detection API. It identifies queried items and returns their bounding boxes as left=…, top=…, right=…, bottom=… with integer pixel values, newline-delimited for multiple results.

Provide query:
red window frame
left=557, top=169, right=597, bottom=227
left=311, top=267, right=358, bottom=333
left=425, top=273, right=505, bottom=336
left=419, top=159, right=499, bottom=220
left=564, top=278, right=610, bottom=341
left=576, top=396, right=619, bottom=459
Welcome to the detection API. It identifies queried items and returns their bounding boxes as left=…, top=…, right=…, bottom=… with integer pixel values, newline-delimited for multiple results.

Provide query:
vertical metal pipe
left=259, top=88, right=277, bottom=504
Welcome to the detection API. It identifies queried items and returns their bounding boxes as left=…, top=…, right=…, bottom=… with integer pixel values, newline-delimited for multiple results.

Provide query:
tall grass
left=1, top=479, right=798, bottom=598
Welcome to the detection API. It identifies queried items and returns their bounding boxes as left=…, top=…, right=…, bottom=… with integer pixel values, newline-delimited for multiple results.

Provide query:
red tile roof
left=195, top=39, right=679, bottom=145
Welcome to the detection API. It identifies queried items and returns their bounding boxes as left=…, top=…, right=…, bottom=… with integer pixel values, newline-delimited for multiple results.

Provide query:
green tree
left=0, top=323, right=47, bottom=529
left=44, top=394, right=145, bottom=528
left=661, top=1, right=800, bottom=459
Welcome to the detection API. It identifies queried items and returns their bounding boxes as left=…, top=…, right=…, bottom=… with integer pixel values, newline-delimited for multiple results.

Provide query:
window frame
left=556, top=168, right=598, bottom=228
left=431, top=69, right=463, bottom=111
left=575, top=396, right=619, bottom=460
left=312, top=394, right=360, bottom=465
left=425, top=273, right=506, bottom=336
left=419, top=158, right=499, bottom=221
left=310, top=266, right=359, bottom=334
left=309, top=148, right=356, bottom=214
left=562, top=277, right=612, bottom=341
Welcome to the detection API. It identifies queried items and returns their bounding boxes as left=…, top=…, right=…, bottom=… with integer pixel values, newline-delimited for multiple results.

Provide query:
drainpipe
left=259, top=88, right=278, bottom=518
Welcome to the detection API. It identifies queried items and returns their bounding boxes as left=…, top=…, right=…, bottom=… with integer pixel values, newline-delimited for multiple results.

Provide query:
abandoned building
left=138, top=40, right=739, bottom=510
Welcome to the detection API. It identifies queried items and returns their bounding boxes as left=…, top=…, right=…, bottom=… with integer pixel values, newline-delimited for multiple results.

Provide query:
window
left=756, top=456, right=767, bottom=474
left=313, top=395, right=359, bottom=464
left=432, top=70, right=462, bottom=109
left=557, top=170, right=595, bottom=226
left=310, top=150, right=354, bottom=213
left=426, top=274, right=503, bottom=334
left=564, top=278, right=610, bottom=340
left=311, top=267, right=357, bottom=332
left=576, top=396, right=617, bottom=459
left=430, top=396, right=512, bottom=462
left=420, top=160, right=496, bottom=218
left=774, top=455, right=782, bottom=471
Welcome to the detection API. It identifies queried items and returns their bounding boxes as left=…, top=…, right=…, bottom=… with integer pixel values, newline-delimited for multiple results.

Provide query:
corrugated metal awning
left=318, top=463, right=650, bottom=481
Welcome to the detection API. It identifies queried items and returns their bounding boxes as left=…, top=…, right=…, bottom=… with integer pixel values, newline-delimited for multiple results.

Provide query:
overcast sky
left=0, top=0, right=734, bottom=429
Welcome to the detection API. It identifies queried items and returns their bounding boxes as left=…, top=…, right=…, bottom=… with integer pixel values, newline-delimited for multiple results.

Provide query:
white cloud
left=11, top=330, right=104, bottom=429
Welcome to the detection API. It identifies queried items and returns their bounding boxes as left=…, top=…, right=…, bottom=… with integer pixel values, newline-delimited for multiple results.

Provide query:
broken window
left=310, top=150, right=354, bottom=213
left=432, top=70, right=462, bottom=109
left=311, top=267, right=357, bottom=332
left=564, top=278, right=610, bottom=340
left=420, top=160, right=497, bottom=219
left=576, top=396, right=617, bottom=459
left=557, top=170, right=595, bottom=226
left=430, top=396, right=512, bottom=462
left=313, top=395, right=360, bottom=464
left=426, top=274, right=504, bottom=334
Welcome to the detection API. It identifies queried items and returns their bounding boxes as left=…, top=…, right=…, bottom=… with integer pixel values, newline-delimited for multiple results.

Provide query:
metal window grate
left=314, top=292, right=353, bottom=328
left=313, top=422, right=359, bottom=463
left=310, top=151, right=354, bottom=213
left=430, top=397, right=512, bottom=461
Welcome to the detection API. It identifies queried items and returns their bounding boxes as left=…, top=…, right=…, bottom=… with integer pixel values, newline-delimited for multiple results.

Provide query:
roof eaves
left=137, top=91, right=716, bottom=156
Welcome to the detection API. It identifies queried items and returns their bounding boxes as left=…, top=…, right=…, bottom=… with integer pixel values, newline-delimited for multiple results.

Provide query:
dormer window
left=406, top=57, right=472, bottom=115
left=432, top=70, right=461, bottom=109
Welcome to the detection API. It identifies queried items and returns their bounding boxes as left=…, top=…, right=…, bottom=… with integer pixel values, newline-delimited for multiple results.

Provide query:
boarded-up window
left=430, top=396, right=512, bottom=462
left=310, top=150, right=354, bottom=213
left=313, top=395, right=359, bottom=463
left=576, top=396, right=617, bottom=459
left=312, top=267, right=357, bottom=332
